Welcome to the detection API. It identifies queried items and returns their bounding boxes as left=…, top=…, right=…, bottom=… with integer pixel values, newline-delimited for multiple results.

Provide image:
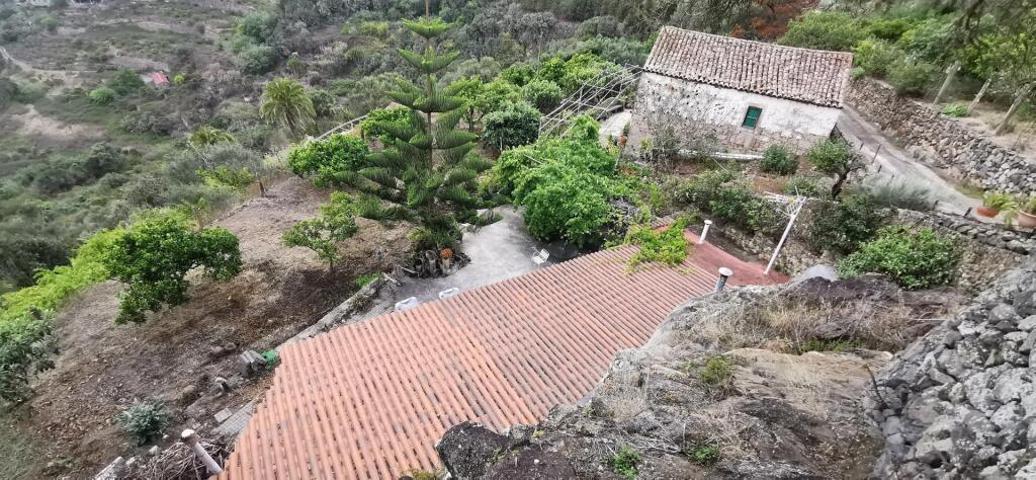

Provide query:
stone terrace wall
left=872, top=259, right=1036, bottom=478
left=846, top=78, right=1036, bottom=193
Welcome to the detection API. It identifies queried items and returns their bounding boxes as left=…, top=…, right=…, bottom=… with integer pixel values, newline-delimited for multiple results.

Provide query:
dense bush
left=287, top=133, right=370, bottom=186
left=626, top=220, right=689, bottom=268
left=838, top=226, right=960, bottom=289
left=0, top=228, right=121, bottom=403
left=780, top=11, right=865, bottom=51
left=807, top=139, right=863, bottom=199
left=759, top=145, right=797, bottom=175
left=239, top=45, right=279, bottom=75
left=117, top=400, right=171, bottom=445
left=359, top=106, right=410, bottom=139
left=108, top=69, right=145, bottom=96
left=519, top=163, right=615, bottom=248
left=853, top=39, right=901, bottom=77
left=806, top=195, right=890, bottom=256
left=102, top=211, right=242, bottom=324
left=782, top=176, right=825, bottom=198
left=577, top=15, right=623, bottom=39
left=496, top=135, right=616, bottom=197
left=886, top=57, right=936, bottom=96
left=88, top=86, right=116, bottom=105
left=521, top=79, right=563, bottom=112
left=482, top=101, right=541, bottom=150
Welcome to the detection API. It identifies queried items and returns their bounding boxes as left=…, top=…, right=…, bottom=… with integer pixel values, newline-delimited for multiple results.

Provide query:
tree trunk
left=995, top=85, right=1034, bottom=136
left=831, top=172, right=847, bottom=200
left=968, top=76, right=992, bottom=114
left=933, top=61, right=960, bottom=105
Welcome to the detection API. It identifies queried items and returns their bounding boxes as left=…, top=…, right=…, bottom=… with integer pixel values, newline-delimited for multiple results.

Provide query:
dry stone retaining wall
left=846, top=78, right=1036, bottom=193
left=872, top=259, right=1036, bottom=479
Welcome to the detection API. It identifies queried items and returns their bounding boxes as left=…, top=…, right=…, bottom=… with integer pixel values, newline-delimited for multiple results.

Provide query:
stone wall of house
left=845, top=78, right=1036, bottom=193
left=871, top=258, right=1036, bottom=478
left=629, top=72, right=841, bottom=154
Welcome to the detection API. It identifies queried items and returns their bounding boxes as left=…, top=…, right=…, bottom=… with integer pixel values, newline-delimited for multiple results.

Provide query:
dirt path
left=837, top=106, right=982, bottom=216
left=8, top=177, right=411, bottom=479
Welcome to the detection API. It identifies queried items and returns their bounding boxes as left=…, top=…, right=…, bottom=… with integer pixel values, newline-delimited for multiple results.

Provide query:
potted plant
left=1017, top=195, right=1036, bottom=228
left=979, top=191, right=1015, bottom=218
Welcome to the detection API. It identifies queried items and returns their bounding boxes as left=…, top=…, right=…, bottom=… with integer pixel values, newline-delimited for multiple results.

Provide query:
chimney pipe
left=699, top=220, right=713, bottom=244
left=714, top=267, right=733, bottom=293
left=181, top=429, right=223, bottom=475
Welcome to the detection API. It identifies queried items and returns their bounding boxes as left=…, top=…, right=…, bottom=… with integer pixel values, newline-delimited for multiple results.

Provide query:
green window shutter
left=742, top=106, right=762, bottom=128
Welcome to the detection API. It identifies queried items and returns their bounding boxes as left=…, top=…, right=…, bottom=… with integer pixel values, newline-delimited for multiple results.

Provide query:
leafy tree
left=308, top=88, right=337, bottom=118
left=239, top=44, right=279, bottom=75
left=287, top=133, right=370, bottom=186
left=359, top=106, right=410, bottom=140
left=236, top=11, right=278, bottom=45
left=353, top=17, right=488, bottom=252
left=446, top=76, right=488, bottom=130
left=521, top=79, right=563, bottom=112
left=577, top=15, right=624, bottom=39
left=88, top=87, right=116, bottom=105
left=483, top=101, right=541, bottom=150
left=189, top=126, right=236, bottom=147
left=260, top=78, right=316, bottom=137
left=838, top=226, right=960, bottom=290
left=102, top=211, right=242, bottom=324
left=283, top=192, right=359, bottom=271
left=964, top=9, right=1036, bottom=134
left=478, top=79, right=522, bottom=113
left=887, top=57, right=937, bottom=96
left=779, top=11, right=865, bottom=51
left=853, top=39, right=901, bottom=78
left=108, top=69, right=146, bottom=96
left=807, top=139, right=864, bottom=199
left=806, top=195, right=889, bottom=256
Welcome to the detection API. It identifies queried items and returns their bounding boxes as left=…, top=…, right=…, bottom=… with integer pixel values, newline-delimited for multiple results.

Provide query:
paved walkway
left=837, top=107, right=982, bottom=216
left=600, top=110, right=632, bottom=144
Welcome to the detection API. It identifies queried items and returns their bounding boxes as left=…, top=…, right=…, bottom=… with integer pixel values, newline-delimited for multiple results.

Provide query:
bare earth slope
left=11, top=177, right=410, bottom=479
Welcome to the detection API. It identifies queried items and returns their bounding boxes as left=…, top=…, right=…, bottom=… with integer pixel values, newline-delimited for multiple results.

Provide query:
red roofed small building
left=218, top=233, right=784, bottom=479
left=149, top=71, right=170, bottom=87
left=631, top=26, right=854, bottom=153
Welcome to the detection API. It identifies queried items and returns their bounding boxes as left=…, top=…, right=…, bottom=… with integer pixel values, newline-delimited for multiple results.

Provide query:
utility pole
left=765, top=197, right=807, bottom=276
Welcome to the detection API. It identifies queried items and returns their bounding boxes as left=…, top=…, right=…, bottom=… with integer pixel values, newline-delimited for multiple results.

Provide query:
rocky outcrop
left=435, top=278, right=960, bottom=479
left=846, top=78, right=1036, bottom=193
left=872, top=258, right=1036, bottom=478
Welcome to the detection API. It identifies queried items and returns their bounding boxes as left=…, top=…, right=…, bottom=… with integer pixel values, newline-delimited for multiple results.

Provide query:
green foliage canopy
left=482, top=101, right=541, bottom=151
left=838, top=226, right=960, bottom=290
left=102, top=211, right=242, bottom=324
left=287, top=133, right=370, bottom=187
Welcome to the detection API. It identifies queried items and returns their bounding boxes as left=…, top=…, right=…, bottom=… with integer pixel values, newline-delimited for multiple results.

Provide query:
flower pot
left=976, top=206, right=1000, bottom=218
left=1018, top=211, right=1036, bottom=229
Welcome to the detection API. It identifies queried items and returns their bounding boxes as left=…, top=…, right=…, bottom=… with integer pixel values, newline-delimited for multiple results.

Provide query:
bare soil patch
left=11, top=105, right=105, bottom=143
left=7, top=177, right=411, bottom=479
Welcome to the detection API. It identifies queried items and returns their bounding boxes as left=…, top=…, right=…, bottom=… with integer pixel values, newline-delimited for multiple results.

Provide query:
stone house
left=631, top=26, right=853, bottom=153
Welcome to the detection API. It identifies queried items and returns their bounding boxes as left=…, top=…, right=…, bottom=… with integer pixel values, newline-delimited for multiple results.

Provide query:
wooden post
left=968, top=76, right=992, bottom=114
left=996, top=85, right=1034, bottom=135
left=933, top=61, right=960, bottom=105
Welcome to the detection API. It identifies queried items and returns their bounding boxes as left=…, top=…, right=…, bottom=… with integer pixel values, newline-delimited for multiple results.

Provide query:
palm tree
left=259, top=78, right=315, bottom=137
left=188, top=126, right=236, bottom=147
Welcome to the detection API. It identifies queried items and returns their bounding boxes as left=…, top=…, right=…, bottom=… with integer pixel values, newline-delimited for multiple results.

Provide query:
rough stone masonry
left=872, top=258, right=1036, bottom=478
left=846, top=78, right=1036, bottom=194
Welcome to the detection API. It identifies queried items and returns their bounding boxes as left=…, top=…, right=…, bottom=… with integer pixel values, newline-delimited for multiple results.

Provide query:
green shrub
left=853, top=39, right=902, bottom=78
left=359, top=106, right=410, bottom=140
left=941, top=103, right=968, bottom=117
left=780, top=11, right=865, bottom=51
left=521, top=79, right=563, bottom=112
left=117, top=400, right=170, bottom=445
left=838, top=226, right=960, bottom=289
left=103, top=211, right=242, bottom=323
left=355, top=272, right=380, bottom=288
left=887, top=57, right=936, bottom=96
left=807, top=139, right=863, bottom=199
left=806, top=195, right=889, bottom=255
left=107, top=69, right=145, bottom=96
left=687, top=443, right=721, bottom=465
left=239, top=45, right=278, bottom=75
left=866, top=17, right=915, bottom=41
left=482, top=101, right=541, bottom=151
left=357, top=20, right=389, bottom=38
left=577, top=15, right=623, bottom=39
left=626, top=220, right=689, bottom=268
left=287, top=133, right=370, bottom=187
left=759, top=145, right=797, bottom=175
left=518, top=163, right=615, bottom=248
left=676, top=169, right=737, bottom=207
left=283, top=192, right=359, bottom=271
left=608, top=446, right=641, bottom=480
left=197, top=166, right=254, bottom=190
left=88, top=87, right=116, bottom=105
left=782, top=176, right=825, bottom=197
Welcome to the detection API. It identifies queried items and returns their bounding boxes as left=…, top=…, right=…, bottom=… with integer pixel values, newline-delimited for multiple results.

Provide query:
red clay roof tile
left=219, top=235, right=783, bottom=479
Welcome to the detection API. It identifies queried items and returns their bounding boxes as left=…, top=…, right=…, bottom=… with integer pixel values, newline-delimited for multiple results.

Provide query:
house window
left=742, top=106, right=762, bottom=129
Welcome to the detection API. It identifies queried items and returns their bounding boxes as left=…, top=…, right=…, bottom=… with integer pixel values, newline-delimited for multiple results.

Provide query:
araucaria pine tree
left=357, top=17, right=488, bottom=255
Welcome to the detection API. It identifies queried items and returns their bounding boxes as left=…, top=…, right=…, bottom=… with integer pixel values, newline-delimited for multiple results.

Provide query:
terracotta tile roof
left=643, top=26, right=854, bottom=108
left=218, top=235, right=784, bottom=480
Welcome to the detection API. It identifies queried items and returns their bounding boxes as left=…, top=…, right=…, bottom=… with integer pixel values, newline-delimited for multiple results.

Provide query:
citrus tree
left=102, top=211, right=242, bottom=324
left=283, top=192, right=359, bottom=272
